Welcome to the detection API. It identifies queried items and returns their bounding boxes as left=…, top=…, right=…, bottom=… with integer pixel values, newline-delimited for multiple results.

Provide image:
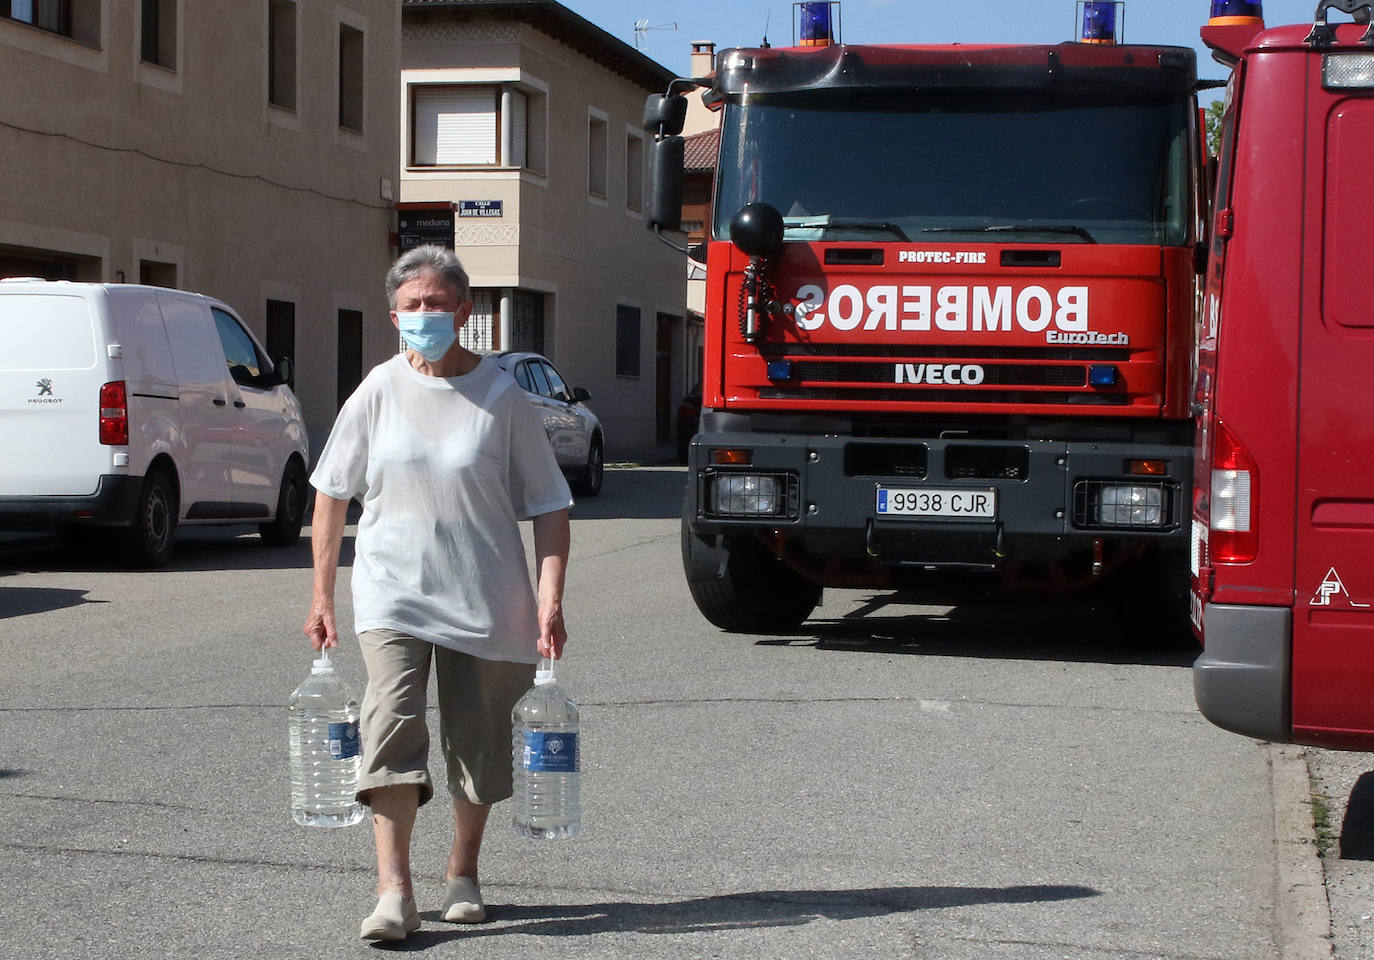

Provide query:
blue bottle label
left=522, top=731, right=578, bottom=773
left=328, top=721, right=359, bottom=760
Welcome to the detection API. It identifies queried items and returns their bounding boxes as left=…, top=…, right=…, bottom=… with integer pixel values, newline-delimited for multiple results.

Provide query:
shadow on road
left=0, top=585, right=108, bottom=618
left=377, top=883, right=1099, bottom=947
left=763, top=592, right=1199, bottom=668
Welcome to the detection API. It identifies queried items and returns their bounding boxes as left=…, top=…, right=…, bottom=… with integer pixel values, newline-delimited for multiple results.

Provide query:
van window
left=0, top=294, right=97, bottom=372
left=211, top=307, right=267, bottom=383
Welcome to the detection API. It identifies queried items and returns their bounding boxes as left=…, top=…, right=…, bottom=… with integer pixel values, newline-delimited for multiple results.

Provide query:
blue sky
left=561, top=0, right=1336, bottom=103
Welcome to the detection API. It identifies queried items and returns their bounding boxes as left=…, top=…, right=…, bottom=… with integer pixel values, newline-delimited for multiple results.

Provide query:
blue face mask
left=396, top=311, right=457, bottom=362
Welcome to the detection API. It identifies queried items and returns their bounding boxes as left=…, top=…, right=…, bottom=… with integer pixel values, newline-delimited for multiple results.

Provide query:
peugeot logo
left=36, top=378, right=53, bottom=396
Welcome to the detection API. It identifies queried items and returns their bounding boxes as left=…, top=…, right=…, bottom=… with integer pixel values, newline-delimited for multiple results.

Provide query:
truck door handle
left=213, top=398, right=226, bottom=406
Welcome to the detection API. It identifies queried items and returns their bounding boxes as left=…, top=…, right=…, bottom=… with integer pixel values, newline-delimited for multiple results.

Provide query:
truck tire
left=259, top=459, right=306, bottom=547
left=681, top=514, right=821, bottom=632
left=124, top=468, right=176, bottom=568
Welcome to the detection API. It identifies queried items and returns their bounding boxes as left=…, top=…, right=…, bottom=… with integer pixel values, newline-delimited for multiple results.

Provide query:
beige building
left=400, top=0, right=687, bottom=458
left=0, top=1, right=401, bottom=437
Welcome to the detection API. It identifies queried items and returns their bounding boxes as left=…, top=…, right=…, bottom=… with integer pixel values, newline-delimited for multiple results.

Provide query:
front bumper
left=0, top=475, right=143, bottom=531
left=686, top=430, right=1190, bottom=568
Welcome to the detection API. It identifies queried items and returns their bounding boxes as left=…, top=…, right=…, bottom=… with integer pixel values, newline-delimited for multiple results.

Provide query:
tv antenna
left=633, top=18, right=678, bottom=49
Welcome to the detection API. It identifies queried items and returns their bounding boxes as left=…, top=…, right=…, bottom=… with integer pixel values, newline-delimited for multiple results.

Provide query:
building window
left=626, top=130, right=644, bottom=213
left=265, top=300, right=295, bottom=364
left=588, top=111, right=608, bottom=199
left=3, top=0, right=97, bottom=42
left=410, top=84, right=540, bottom=169
left=463, top=290, right=495, bottom=352
left=338, top=23, right=364, bottom=132
left=268, top=0, right=296, bottom=110
left=139, top=260, right=176, bottom=288
left=140, top=0, right=175, bottom=69
left=510, top=290, right=544, bottom=354
left=413, top=87, right=496, bottom=165
left=616, top=304, right=640, bottom=377
left=337, top=309, right=363, bottom=410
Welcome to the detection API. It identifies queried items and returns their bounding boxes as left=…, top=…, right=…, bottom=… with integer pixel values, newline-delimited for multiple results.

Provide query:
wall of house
left=0, top=1, right=400, bottom=440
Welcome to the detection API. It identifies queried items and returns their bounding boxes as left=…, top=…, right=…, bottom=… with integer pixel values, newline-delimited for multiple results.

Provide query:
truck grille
left=756, top=345, right=1135, bottom=408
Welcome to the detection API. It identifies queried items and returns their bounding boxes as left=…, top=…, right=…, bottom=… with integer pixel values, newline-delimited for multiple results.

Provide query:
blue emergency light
left=797, top=2, right=837, bottom=47
left=1209, top=0, right=1263, bottom=24
left=1080, top=2, right=1118, bottom=43
left=766, top=359, right=794, bottom=382
left=1088, top=364, right=1120, bottom=388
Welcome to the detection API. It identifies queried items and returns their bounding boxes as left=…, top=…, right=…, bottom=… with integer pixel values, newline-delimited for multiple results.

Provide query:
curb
left=1272, top=743, right=1335, bottom=959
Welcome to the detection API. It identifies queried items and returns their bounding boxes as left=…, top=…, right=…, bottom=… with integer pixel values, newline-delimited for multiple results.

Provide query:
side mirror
left=646, top=135, right=685, bottom=232
left=643, top=93, right=687, bottom=137
left=275, top=356, right=294, bottom=389
left=573, top=387, right=591, bottom=403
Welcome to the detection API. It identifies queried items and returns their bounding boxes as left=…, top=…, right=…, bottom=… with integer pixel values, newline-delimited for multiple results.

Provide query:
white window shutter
left=509, top=90, right=528, bottom=168
left=413, top=88, right=497, bottom=165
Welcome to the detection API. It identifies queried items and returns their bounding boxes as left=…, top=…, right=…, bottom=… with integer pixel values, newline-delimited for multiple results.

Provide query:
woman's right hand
left=303, top=594, right=338, bottom=651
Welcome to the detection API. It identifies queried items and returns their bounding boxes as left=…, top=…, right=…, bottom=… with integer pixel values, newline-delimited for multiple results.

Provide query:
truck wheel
left=259, top=459, right=306, bottom=547
left=681, top=514, right=821, bottom=632
left=125, top=468, right=176, bottom=568
left=574, top=436, right=603, bottom=498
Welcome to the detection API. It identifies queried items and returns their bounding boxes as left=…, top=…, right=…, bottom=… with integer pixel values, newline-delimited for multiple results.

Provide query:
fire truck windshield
left=714, top=89, right=1193, bottom=247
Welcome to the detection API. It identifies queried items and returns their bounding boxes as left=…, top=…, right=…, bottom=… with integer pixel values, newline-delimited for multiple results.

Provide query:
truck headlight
left=1094, top=483, right=1163, bottom=527
left=712, top=474, right=781, bottom=516
left=1073, top=479, right=1173, bottom=530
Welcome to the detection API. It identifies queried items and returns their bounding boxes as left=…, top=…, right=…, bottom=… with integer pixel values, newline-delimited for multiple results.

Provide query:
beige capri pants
left=355, top=628, right=536, bottom=807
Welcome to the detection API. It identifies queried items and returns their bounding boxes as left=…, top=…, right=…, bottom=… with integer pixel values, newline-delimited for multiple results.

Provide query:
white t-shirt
left=310, top=354, right=573, bottom=663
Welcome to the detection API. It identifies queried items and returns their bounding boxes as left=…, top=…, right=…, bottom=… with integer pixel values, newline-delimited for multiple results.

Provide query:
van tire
left=259, top=460, right=306, bottom=547
left=682, top=515, right=821, bottom=632
left=125, top=468, right=176, bottom=568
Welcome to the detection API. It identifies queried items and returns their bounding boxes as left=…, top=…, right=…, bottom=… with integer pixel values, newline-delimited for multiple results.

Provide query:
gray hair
left=385, top=245, right=470, bottom=309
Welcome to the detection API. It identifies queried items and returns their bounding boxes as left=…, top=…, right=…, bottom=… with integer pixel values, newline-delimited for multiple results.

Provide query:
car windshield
left=714, top=88, right=1193, bottom=246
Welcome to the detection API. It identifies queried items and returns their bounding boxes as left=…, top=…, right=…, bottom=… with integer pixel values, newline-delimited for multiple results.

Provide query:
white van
left=0, top=280, right=309, bottom=566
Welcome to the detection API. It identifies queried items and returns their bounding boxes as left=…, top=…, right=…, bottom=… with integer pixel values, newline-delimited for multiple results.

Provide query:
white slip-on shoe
left=359, top=891, right=421, bottom=941
left=440, top=876, right=486, bottom=923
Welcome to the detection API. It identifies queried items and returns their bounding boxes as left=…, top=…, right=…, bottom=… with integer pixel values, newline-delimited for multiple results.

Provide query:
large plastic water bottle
left=288, top=648, right=364, bottom=828
left=512, top=657, right=580, bottom=839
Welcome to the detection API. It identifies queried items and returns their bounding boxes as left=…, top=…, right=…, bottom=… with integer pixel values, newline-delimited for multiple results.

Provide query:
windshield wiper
left=923, top=224, right=1097, bottom=243
left=786, top=218, right=911, bottom=241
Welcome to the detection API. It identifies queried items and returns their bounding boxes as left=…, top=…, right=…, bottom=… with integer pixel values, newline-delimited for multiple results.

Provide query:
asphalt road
left=0, top=466, right=1291, bottom=959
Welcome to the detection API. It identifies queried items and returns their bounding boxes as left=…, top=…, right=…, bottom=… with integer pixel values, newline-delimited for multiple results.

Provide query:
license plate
left=875, top=486, right=997, bottom=520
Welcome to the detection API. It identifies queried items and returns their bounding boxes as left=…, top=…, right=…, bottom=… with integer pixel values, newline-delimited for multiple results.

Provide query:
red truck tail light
left=99, top=381, right=129, bottom=445
left=1209, top=419, right=1258, bottom=563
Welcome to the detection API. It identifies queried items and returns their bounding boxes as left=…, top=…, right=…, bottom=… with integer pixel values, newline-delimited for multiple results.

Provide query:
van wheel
left=260, top=460, right=306, bottom=547
left=574, top=436, right=603, bottom=497
left=681, top=514, right=821, bottom=633
left=125, top=469, right=176, bottom=568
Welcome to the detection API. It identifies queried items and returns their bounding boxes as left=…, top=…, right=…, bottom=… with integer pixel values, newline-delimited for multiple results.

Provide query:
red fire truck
left=1192, top=0, right=1374, bottom=749
left=646, top=3, right=1211, bottom=635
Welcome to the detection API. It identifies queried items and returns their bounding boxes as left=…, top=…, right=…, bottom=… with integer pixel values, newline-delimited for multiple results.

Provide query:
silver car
left=492, top=351, right=604, bottom=497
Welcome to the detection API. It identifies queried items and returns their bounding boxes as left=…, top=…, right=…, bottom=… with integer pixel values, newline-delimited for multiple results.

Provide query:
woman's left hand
left=537, top=598, right=567, bottom=660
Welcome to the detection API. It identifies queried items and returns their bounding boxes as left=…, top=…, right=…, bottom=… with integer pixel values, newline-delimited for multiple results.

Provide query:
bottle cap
left=312, top=648, right=334, bottom=674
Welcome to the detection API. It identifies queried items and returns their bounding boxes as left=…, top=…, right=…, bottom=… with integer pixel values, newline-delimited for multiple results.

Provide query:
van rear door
left=0, top=288, right=110, bottom=496
left=1289, top=88, right=1374, bottom=748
